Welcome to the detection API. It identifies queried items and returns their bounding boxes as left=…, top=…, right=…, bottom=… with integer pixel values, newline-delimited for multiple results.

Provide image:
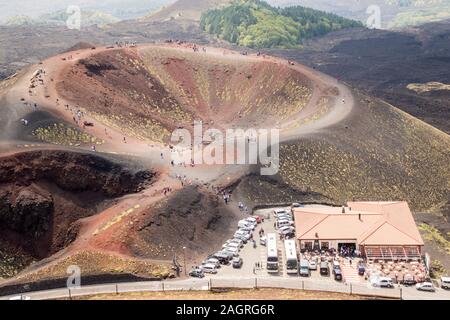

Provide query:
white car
left=227, top=242, right=241, bottom=251
left=201, top=263, right=218, bottom=274
left=245, top=217, right=257, bottom=225
left=371, top=277, right=394, bottom=288
left=276, top=219, right=294, bottom=228
left=240, top=225, right=255, bottom=232
left=278, top=226, right=295, bottom=233
left=222, top=239, right=233, bottom=249
left=224, top=246, right=239, bottom=257
left=309, top=260, right=318, bottom=270
left=235, top=231, right=251, bottom=241
left=230, top=238, right=244, bottom=248
left=273, top=209, right=289, bottom=217
left=416, top=282, right=435, bottom=292
left=202, top=258, right=220, bottom=268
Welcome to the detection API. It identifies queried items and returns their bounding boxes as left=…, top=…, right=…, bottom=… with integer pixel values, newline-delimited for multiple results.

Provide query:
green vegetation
left=389, top=4, right=450, bottom=28
left=200, top=0, right=363, bottom=48
left=33, top=123, right=104, bottom=146
left=418, top=223, right=450, bottom=255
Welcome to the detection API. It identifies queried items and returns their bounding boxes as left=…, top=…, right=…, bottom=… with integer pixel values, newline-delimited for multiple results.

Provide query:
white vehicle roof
left=274, top=209, right=288, bottom=213
left=203, top=263, right=217, bottom=269
left=378, top=277, right=393, bottom=281
left=421, top=282, right=433, bottom=286
left=440, top=276, right=450, bottom=282
left=278, top=218, right=294, bottom=223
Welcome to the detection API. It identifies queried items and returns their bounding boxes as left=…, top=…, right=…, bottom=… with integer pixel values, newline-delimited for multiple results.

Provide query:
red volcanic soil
left=0, top=150, right=156, bottom=259
left=55, top=45, right=313, bottom=142
left=124, top=185, right=241, bottom=263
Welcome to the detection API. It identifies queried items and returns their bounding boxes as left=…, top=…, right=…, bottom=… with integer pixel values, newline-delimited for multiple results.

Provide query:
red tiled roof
left=294, top=201, right=424, bottom=246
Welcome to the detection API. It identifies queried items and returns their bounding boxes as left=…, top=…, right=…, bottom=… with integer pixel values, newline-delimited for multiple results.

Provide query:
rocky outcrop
left=0, top=150, right=157, bottom=259
left=0, top=150, right=155, bottom=197
left=0, top=187, right=53, bottom=238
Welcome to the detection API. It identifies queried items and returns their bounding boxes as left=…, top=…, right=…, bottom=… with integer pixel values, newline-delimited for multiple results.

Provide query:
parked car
left=260, top=235, right=267, bottom=246
left=218, top=250, right=235, bottom=260
left=245, top=217, right=257, bottom=225
left=230, top=238, right=244, bottom=248
left=276, top=214, right=292, bottom=220
left=213, top=252, right=231, bottom=264
left=291, top=203, right=302, bottom=209
left=333, top=265, right=342, bottom=281
left=320, top=262, right=329, bottom=276
left=273, top=209, right=289, bottom=218
left=201, top=263, right=218, bottom=274
left=235, top=230, right=251, bottom=240
left=224, top=246, right=239, bottom=257
left=299, top=260, right=310, bottom=277
left=441, top=276, right=450, bottom=289
left=371, top=277, right=394, bottom=288
left=240, top=225, right=255, bottom=232
left=234, top=234, right=248, bottom=243
left=416, top=282, right=435, bottom=292
left=232, top=257, right=243, bottom=269
left=227, top=242, right=241, bottom=251
left=309, top=260, right=318, bottom=270
left=278, top=226, right=295, bottom=233
left=238, top=219, right=252, bottom=229
left=276, top=219, right=294, bottom=228
left=189, top=267, right=205, bottom=278
left=358, top=263, right=366, bottom=276
left=202, top=258, right=220, bottom=268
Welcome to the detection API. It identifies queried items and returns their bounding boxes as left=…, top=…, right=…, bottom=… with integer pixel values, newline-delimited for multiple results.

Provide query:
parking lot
left=195, top=205, right=450, bottom=299
left=208, top=206, right=350, bottom=283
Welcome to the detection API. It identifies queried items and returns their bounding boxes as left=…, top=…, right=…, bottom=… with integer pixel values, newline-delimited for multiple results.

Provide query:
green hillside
left=200, top=0, right=363, bottom=48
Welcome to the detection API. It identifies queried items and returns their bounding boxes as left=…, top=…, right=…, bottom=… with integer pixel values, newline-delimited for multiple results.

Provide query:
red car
left=254, top=216, right=263, bottom=224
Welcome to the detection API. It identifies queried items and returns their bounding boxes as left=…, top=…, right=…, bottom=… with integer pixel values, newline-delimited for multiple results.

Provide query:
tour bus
left=284, top=239, right=298, bottom=274
left=266, top=233, right=279, bottom=273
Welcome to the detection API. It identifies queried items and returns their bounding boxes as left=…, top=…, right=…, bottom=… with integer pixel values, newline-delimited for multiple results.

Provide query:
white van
left=441, top=276, right=450, bottom=289
left=201, top=263, right=218, bottom=274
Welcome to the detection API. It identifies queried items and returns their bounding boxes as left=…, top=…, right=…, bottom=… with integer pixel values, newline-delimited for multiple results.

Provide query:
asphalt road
left=1, top=277, right=449, bottom=300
